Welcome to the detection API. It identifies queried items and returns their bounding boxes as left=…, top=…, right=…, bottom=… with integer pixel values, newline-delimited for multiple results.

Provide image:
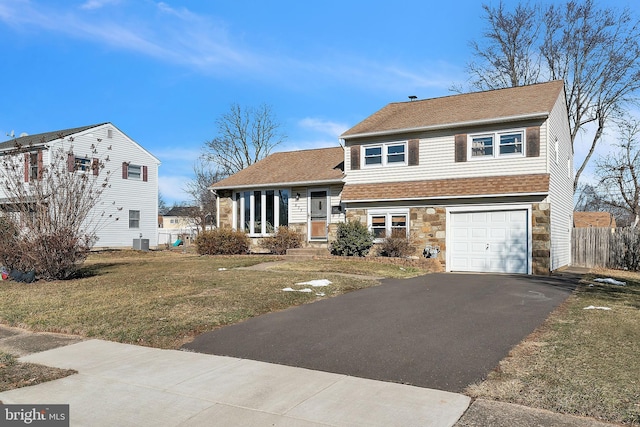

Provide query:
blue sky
left=0, top=0, right=638, bottom=204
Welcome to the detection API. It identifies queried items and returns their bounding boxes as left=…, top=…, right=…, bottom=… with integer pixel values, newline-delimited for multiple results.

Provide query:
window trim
left=468, top=129, right=525, bottom=160
left=361, top=141, right=407, bottom=168
left=367, top=209, right=409, bottom=243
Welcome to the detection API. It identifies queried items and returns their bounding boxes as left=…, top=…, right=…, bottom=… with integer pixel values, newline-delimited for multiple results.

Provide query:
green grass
left=466, top=268, right=640, bottom=425
left=0, top=251, right=431, bottom=349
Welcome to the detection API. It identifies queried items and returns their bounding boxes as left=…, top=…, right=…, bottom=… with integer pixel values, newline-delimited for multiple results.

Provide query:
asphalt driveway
left=183, top=272, right=578, bottom=393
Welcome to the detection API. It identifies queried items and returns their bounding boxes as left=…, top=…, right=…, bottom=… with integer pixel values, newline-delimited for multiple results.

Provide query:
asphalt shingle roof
left=341, top=174, right=550, bottom=201
left=0, top=124, right=108, bottom=151
left=211, top=147, right=345, bottom=189
left=341, top=80, right=564, bottom=138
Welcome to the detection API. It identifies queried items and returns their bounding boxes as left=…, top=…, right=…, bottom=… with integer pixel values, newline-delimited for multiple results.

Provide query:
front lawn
left=466, top=268, right=640, bottom=425
left=0, top=250, right=428, bottom=349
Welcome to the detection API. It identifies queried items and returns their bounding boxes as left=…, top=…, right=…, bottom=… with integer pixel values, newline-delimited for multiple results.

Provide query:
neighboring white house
left=0, top=123, right=160, bottom=249
left=212, top=81, right=573, bottom=275
left=158, top=206, right=212, bottom=246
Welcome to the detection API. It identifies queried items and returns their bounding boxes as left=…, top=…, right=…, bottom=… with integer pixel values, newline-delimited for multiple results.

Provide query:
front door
left=309, top=190, right=328, bottom=240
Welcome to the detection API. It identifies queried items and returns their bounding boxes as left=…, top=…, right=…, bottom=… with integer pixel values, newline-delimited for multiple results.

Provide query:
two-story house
left=0, top=123, right=160, bottom=248
left=213, top=81, right=573, bottom=274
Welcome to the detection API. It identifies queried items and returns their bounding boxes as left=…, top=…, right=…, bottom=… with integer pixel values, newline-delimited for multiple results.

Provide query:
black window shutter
left=408, top=139, right=419, bottom=166
left=350, top=146, right=360, bottom=170
left=455, top=134, right=467, bottom=162
left=526, top=127, right=540, bottom=157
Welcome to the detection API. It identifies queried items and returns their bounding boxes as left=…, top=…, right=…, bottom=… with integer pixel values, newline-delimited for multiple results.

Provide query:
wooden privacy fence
left=572, top=227, right=640, bottom=270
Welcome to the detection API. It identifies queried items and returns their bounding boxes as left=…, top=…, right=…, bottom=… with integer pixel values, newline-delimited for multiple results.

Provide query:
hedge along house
left=213, top=80, right=573, bottom=274
left=341, top=80, right=573, bottom=275
left=212, top=147, right=345, bottom=247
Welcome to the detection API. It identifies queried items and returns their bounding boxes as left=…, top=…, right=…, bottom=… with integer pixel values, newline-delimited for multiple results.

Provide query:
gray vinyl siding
left=546, top=93, right=573, bottom=269
left=344, top=122, right=548, bottom=186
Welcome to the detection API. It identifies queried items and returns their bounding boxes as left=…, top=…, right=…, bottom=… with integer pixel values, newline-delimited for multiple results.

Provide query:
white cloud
left=298, top=118, right=349, bottom=139
left=80, top=0, right=121, bottom=10
left=0, top=1, right=462, bottom=94
left=159, top=174, right=191, bottom=204
left=154, top=147, right=201, bottom=164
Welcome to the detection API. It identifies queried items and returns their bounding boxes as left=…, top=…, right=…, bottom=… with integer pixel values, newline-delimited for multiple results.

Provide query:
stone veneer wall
left=217, top=190, right=234, bottom=228
left=410, top=207, right=446, bottom=267
left=532, top=202, right=551, bottom=275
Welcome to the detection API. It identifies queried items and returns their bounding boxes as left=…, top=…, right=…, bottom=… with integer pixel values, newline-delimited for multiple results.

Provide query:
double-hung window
left=469, top=130, right=524, bottom=159
left=235, top=189, right=289, bottom=236
left=129, top=210, right=140, bottom=229
left=364, top=146, right=382, bottom=166
left=75, top=157, right=92, bottom=172
left=368, top=210, right=409, bottom=242
left=128, top=164, right=142, bottom=180
left=363, top=142, right=406, bottom=167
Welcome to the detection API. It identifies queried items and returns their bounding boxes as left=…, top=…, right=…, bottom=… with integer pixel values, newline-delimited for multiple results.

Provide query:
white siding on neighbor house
left=48, top=124, right=159, bottom=248
left=344, top=122, right=548, bottom=186
left=546, top=92, right=573, bottom=270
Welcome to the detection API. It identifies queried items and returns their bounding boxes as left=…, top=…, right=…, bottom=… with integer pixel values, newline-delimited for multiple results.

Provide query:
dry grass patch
left=466, top=269, right=640, bottom=425
left=0, top=251, right=382, bottom=349
left=0, top=351, right=75, bottom=392
left=270, top=258, right=430, bottom=278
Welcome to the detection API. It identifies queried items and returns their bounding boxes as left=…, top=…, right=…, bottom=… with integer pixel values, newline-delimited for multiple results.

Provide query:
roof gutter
left=211, top=178, right=345, bottom=191
left=341, top=112, right=549, bottom=140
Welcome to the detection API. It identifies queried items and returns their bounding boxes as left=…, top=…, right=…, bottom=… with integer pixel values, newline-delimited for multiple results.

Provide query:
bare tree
left=468, top=2, right=542, bottom=90
left=182, top=158, right=221, bottom=233
left=0, top=138, right=120, bottom=279
left=158, top=191, right=169, bottom=216
left=595, top=118, right=640, bottom=227
left=203, top=103, right=286, bottom=176
left=467, top=0, right=640, bottom=191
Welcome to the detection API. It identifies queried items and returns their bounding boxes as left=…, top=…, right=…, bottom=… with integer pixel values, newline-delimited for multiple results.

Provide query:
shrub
left=0, top=219, right=93, bottom=280
left=261, top=226, right=302, bottom=255
left=330, top=220, right=374, bottom=257
left=378, top=231, right=415, bottom=258
left=195, top=228, right=250, bottom=255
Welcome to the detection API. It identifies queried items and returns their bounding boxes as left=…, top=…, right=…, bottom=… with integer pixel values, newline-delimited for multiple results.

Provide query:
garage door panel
left=471, top=228, right=487, bottom=238
left=450, top=209, right=529, bottom=274
left=471, top=212, right=487, bottom=222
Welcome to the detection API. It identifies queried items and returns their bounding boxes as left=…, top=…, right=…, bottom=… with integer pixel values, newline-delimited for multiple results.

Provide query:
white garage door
left=450, top=210, right=528, bottom=274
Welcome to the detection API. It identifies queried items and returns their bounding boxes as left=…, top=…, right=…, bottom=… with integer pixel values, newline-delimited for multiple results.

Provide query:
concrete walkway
left=0, top=339, right=470, bottom=426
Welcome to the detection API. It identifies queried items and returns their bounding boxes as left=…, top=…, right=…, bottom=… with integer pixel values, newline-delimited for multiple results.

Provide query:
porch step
left=285, top=247, right=330, bottom=261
